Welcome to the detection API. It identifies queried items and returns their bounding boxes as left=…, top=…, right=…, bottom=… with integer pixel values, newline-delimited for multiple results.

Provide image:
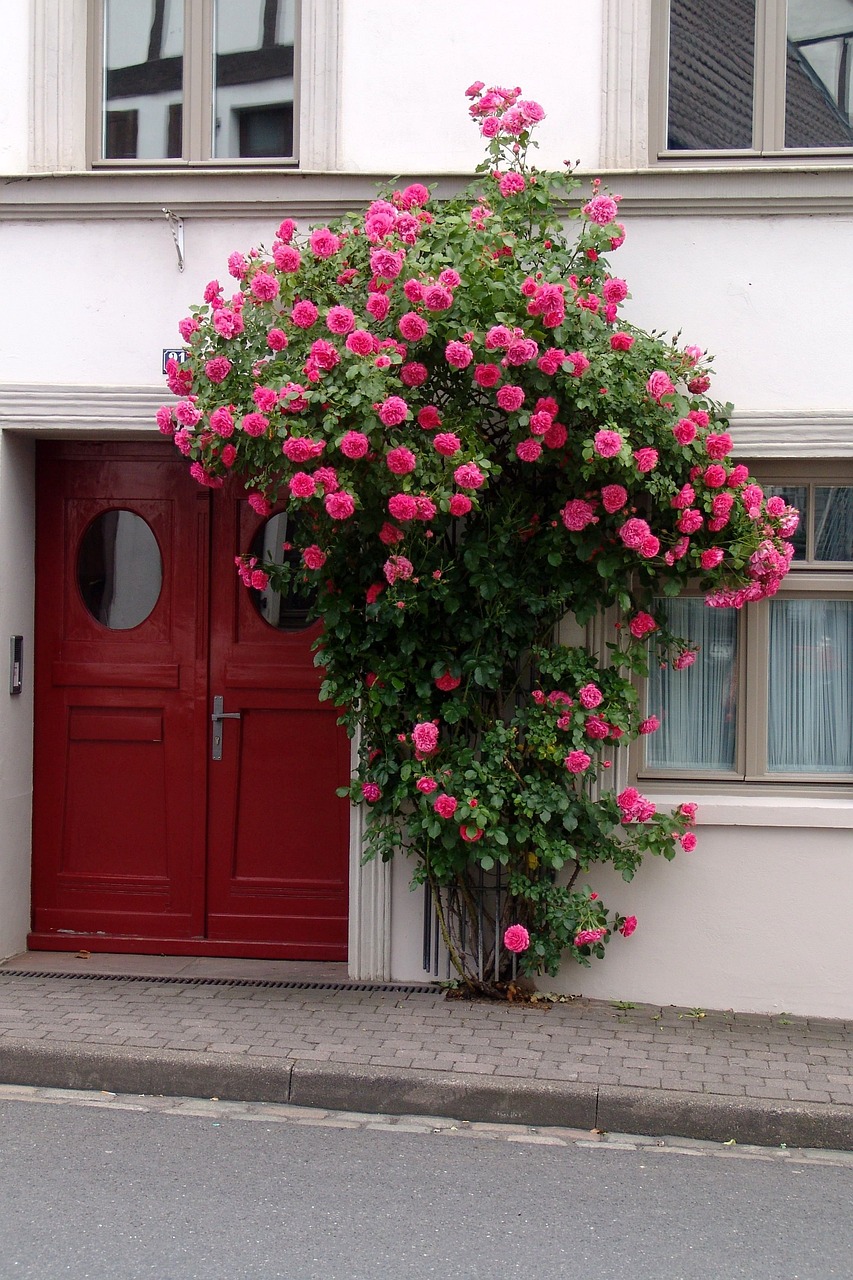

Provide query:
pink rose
left=565, top=750, right=592, bottom=773
left=647, top=370, right=676, bottom=403
left=453, top=464, right=485, bottom=490
left=302, top=545, right=327, bottom=570
left=250, top=271, right=279, bottom=301
left=445, top=341, right=473, bottom=369
left=496, top=384, right=525, bottom=412
left=619, top=916, right=637, bottom=938
left=388, top=494, right=418, bottom=521
left=578, top=683, right=603, bottom=709
left=474, top=364, right=502, bottom=388
left=610, top=332, right=634, bottom=352
left=289, top=472, right=317, bottom=499
left=399, top=313, right=429, bottom=342
left=638, top=716, right=660, bottom=735
left=561, top=499, right=597, bottom=532
left=324, top=491, right=355, bottom=520
left=326, top=305, right=356, bottom=335
left=449, top=494, right=472, bottom=516
left=433, top=793, right=458, bottom=819
left=361, top=782, right=381, bottom=803
left=291, top=300, right=319, bottom=329
left=583, top=195, right=619, bottom=225
left=504, top=924, right=530, bottom=954
left=310, top=228, right=341, bottom=258
left=516, top=439, right=542, bottom=463
left=634, top=447, right=659, bottom=473
left=435, top=671, right=461, bottom=692
left=378, top=396, right=409, bottom=426
left=386, top=446, right=417, bottom=476
left=434, top=433, right=461, bottom=457
left=629, top=612, right=657, bottom=639
left=593, top=430, right=623, bottom=459
left=601, top=484, right=628, bottom=514
left=416, top=776, right=439, bottom=794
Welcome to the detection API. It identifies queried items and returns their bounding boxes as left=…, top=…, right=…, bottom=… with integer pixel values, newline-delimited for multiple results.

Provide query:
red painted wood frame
left=30, top=442, right=349, bottom=958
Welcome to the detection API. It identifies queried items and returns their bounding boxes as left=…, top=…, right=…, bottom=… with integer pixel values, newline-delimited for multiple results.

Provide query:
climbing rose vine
left=162, top=83, right=796, bottom=989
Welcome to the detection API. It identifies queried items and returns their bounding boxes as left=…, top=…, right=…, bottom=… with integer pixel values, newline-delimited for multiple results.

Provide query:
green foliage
left=165, top=85, right=796, bottom=987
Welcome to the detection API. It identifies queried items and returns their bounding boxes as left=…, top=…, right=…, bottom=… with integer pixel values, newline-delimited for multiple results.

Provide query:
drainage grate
left=0, top=969, right=439, bottom=995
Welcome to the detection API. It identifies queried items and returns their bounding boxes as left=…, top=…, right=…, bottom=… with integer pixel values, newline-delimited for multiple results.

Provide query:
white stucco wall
left=0, top=3, right=30, bottom=173
left=337, top=0, right=604, bottom=173
left=0, top=210, right=849, bottom=416
left=0, top=434, right=35, bottom=958
left=388, top=820, right=853, bottom=1020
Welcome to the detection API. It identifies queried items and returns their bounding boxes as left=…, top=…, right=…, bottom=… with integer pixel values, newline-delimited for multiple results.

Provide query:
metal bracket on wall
left=162, top=207, right=185, bottom=272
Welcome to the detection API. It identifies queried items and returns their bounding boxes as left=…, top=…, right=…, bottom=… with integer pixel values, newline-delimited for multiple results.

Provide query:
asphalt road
left=0, top=1091, right=850, bottom=1279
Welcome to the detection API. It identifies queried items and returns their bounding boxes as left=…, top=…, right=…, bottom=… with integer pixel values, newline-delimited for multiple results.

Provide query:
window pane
left=764, top=484, right=807, bottom=560
left=667, top=0, right=755, bottom=150
left=103, top=0, right=184, bottom=160
left=78, top=511, right=162, bottom=629
left=768, top=599, right=853, bottom=773
left=213, top=0, right=296, bottom=159
left=646, top=599, right=739, bottom=772
left=786, top=0, right=853, bottom=147
left=247, top=512, right=314, bottom=630
left=814, top=487, right=853, bottom=561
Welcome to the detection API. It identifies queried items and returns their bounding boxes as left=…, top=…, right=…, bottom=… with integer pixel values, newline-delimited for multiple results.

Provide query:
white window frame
left=638, top=463, right=853, bottom=789
left=81, top=0, right=341, bottom=170
left=649, top=0, right=853, bottom=164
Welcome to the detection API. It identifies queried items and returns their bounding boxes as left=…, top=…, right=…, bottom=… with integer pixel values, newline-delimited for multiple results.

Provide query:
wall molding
left=4, top=164, right=853, bottom=221
left=1, top=387, right=851, bottom=456
left=601, top=0, right=653, bottom=169
left=30, top=0, right=88, bottom=172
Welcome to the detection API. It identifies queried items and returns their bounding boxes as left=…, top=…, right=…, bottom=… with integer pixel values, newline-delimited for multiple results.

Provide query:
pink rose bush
left=166, top=83, right=795, bottom=989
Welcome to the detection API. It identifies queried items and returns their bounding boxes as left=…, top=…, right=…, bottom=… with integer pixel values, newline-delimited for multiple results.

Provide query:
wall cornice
left=2, top=165, right=853, bottom=221
left=1, top=387, right=850, bottom=455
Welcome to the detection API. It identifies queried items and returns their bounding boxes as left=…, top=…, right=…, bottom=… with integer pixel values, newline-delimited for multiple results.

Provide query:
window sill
left=642, top=790, right=853, bottom=828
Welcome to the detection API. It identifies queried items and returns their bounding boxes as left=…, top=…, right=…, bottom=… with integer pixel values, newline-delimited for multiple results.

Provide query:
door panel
left=30, top=442, right=348, bottom=958
left=204, top=491, right=349, bottom=956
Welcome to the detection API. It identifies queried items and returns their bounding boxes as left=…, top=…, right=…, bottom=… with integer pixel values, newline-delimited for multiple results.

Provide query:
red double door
left=31, top=442, right=349, bottom=959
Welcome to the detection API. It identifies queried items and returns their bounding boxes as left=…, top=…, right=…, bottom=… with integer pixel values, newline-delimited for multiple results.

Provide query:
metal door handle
left=211, top=695, right=241, bottom=760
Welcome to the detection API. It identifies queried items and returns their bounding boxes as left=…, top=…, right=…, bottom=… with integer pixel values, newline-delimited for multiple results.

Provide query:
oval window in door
left=247, top=511, right=316, bottom=631
left=77, top=510, right=163, bottom=630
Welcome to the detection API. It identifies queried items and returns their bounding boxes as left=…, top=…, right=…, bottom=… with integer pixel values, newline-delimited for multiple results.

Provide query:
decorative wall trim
left=297, top=0, right=342, bottom=171
left=1, top=388, right=850, bottom=456
left=601, top=0, right=653, bottom=169
left=730, top=412, right=853, bottom=458
left=30, top=0, right=88, bottom=172
left=4, top=165, right=853, bottom=221
left=345, top=731, right=391, bottom=982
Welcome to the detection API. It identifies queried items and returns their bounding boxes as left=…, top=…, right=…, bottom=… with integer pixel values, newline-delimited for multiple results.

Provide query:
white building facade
left=1, top=0, right=851, bottom=1017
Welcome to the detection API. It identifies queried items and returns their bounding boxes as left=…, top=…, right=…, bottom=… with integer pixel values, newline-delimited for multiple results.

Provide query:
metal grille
left=0, top=970, right=438, bottom=995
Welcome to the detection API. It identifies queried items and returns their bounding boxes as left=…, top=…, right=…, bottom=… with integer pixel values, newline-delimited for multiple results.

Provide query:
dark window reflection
left=815, top=486, right=853, bottom=561
left=248, top=512, right=315, bottom=631
left=786, top=3, right=853, bottom=147
left=103, top=0, right=184, bottom=160
left=668, top=0, right=756, bottom=150
left=764, top=484, right=807, bottom=561
left=78, top=511, right=163, bottom=629
left=214, top=0, right=295, bottom=158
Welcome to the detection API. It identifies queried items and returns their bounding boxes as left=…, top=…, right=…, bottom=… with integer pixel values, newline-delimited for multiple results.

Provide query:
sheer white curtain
left=646, top=599, right=738, bottom=772
left=768, top=599, right=853, bottom=773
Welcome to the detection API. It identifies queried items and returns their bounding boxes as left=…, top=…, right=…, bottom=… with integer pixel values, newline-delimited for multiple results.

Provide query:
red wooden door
left=31, top=442, right=349, bottom=958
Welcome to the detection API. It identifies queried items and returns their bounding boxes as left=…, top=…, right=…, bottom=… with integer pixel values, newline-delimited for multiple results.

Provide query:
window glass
left=78, top=511, right=163, bottom=629
left=213, top=0, right=296, bottom=159
left=764, top=484, right=807, bottom=560
left=103, top=0, right=184, bottom=160
left=767, top=598, right=853, bottom=773
left=786, top=0, right=853, bottom=147
left=815, top=486, right=853, bottom=561
left=667, top=0, right=756, bottom=150
left=247, top=512, right=314, bottom=630
left=645, top=598, right=739, bottom=772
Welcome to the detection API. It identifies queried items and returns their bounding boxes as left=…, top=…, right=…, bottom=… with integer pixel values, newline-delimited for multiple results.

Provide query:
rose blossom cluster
left=164, top=80, right=790, bottom=981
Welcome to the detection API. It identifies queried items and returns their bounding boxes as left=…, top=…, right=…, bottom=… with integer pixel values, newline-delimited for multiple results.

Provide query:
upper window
left=640, top=469, right=853, bottom=785
left=96, top=0, right=297, bottom=164
left=662, top=0, right=853, bottom=156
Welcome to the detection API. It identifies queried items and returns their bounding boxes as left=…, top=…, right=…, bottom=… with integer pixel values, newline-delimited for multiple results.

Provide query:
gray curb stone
left=1, top=1038, right=850, bottom=1151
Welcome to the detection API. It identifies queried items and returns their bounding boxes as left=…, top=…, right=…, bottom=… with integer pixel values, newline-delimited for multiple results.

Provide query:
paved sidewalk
left=0, top=957, right=850, bottom=1151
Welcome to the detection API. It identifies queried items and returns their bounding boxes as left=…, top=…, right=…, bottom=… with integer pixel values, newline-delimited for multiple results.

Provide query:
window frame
left=638, top=463, right=853, bottom=788
left=650, top=0, right=853, bottom=164
left=87, top=0, right=303, bottom=168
